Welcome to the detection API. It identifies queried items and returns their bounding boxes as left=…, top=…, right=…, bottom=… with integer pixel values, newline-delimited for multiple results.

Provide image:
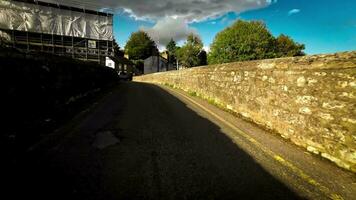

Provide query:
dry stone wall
left=135, top=51, right=356, bottom=172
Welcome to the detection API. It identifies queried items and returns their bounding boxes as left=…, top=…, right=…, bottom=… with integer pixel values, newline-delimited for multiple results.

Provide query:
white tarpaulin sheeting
left=0, top=0, right=113, bottom=40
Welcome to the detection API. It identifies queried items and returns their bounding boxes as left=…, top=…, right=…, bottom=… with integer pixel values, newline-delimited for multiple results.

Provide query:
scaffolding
left=0, top=0, right=114, bottom=65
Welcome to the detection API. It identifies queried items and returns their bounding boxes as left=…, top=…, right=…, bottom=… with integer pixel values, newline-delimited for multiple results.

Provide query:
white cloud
left=288, top=9, right=301, bottom=16
left=46, top=0, right=272, bottom=22
left=266, top=0, right=278, bottom=4
left=141, top=17, right=197, bottom=47
left=221, top=16, right=230, bottom=24
left=44, top=0, right=274, bottom=45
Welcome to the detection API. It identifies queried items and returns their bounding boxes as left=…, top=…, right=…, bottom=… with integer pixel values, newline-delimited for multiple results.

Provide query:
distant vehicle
left=118, top=71, right=133, bottom=81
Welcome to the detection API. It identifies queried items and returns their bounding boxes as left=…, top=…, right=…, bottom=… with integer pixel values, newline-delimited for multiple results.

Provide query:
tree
left=275, top=34, right=305, bottom=57
left=124, top=31, right=158, bottom=60
left=113, top=39, right=124, bottom=57
left=176, top=33, right=204, bottom=68
left=198, top=50, right=207, bottom=66
left=166, top=38, right=177, bottom=64
left=208, top=20, right=276, bottom=64
left=208, top=20, right=306, bottom=64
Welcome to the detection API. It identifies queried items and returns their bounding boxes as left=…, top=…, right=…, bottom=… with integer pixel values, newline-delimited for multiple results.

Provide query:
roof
left=109, top=56, right=134, bottom=65
left=144, top=55, right=168, bottom=63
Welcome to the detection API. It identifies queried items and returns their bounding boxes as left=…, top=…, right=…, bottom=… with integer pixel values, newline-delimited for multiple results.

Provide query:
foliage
left=208, top=20, right=305, bottom=64
left=208, top=20, right=276, bottom=64
left=132, top=60, right=144, bottom=73
left=113, top=39, right=124, bottom=57
left=275, top=34, right=305, bottom=57
left=166, top=38, right=177, bottom=64
left=176, top=33, right=204, bottom=68
left=124, top=31, right=158, bottom=60
left=198, top=50, right=208, bottom=66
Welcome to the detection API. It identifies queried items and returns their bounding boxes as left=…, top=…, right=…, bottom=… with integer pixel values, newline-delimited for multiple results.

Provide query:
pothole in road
left=92, top=130, right=122, bottom=149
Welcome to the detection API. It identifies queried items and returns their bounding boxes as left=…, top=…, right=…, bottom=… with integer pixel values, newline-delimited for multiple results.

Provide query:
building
left=0, top=0, right=114, bottom=65
left=105, top=57, right=116, bottom=69
left=143, top=55, right=176, bottom=74
left=161, top=51, right=169, bottom=60
left=109, top=56, right=136, bottom=74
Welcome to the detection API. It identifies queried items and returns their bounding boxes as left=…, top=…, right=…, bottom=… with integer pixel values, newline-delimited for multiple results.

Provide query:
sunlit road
left=13, top=82, right=355, bottom=200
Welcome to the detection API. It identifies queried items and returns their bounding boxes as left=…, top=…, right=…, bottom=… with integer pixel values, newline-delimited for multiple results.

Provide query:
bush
left=275, top=34, right=305, bottom=57
left=176, top=34, right=205, bottom=68
left=208, top=20, right=305, bottom=64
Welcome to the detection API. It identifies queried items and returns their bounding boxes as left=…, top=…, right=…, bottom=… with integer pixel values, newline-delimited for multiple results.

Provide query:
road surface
left=11, top=82, right=355, bottom=199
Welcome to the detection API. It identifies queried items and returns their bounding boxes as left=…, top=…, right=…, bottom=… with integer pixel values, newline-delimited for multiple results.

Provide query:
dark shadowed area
left=0, top=47, right=118, bottom=166
left=7, top=82, right=302, bottom=200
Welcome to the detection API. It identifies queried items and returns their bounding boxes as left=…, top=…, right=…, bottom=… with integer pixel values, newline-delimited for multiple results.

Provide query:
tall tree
left=198, top=50, right=208, bottom=66
left=176, top=33, right=204, bottom=68
left=124, top=31, right=158, bottom=60
left=113, top=39, right=124, bottom=57
left=208, top=20, right=276, bottom=64
left=166, top=38, right=177, bottom=64
left=275, top=34, right=305, bottom=57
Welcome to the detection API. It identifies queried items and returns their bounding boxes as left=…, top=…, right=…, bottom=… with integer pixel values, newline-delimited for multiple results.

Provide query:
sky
left=49, top=0, right=356, bottom=55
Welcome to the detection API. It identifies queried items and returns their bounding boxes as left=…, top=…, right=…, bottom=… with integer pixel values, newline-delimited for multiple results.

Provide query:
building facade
left=143, top=56, right=176, bottom=74
left=0, top=0, right=114, bottom=65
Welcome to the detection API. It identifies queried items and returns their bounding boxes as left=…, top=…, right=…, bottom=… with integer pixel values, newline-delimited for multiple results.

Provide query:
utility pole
left=157, top=53, right=159, bottom=72
left=157, top=39, right=159, bottom=72
left=166, top=51, right=169, bottom=71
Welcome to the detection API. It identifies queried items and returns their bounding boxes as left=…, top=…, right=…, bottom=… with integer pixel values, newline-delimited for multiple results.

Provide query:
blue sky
left=113, top=0, right=356, bottom=55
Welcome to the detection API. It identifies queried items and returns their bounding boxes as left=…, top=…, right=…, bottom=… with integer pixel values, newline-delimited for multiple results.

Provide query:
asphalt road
left=10, top=82, right=355, bottom=200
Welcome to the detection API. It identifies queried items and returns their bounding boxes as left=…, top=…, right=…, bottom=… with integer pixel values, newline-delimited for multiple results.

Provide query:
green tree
left=113, top=39, right=124, bottom=57
left=198, top=50, right=207, bottom=66
left=176, top=33, right=204, bottom=68
left=208, top=20, right=277, bottom=64
left=124, top=31, right=158, bottom=60
left=275, top=34, right=305, bottom=57
left=166, top=38, right=177, bottom=64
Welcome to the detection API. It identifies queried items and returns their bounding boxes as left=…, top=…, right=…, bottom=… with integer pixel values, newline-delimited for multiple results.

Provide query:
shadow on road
left=7, top=82, right=302, bottom=200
